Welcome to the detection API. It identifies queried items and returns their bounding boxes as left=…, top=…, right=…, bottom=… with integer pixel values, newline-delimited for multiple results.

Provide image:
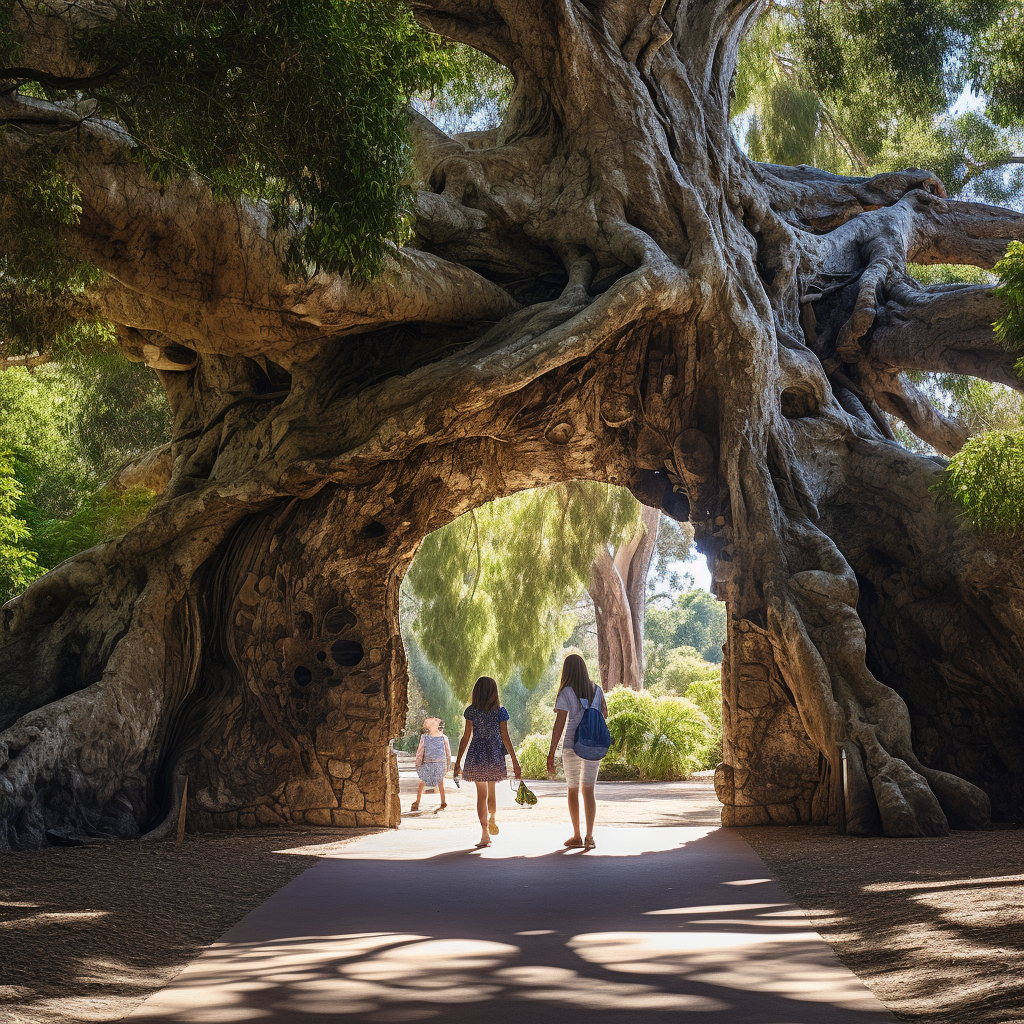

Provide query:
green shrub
left=518, top=732, right=561, bottom=779
left=659, top=647, right=721, bottom=694
left=605, top=689, right=713, bottom=781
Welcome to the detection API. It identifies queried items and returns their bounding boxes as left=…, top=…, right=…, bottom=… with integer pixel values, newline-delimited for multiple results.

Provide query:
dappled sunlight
left=569, top=931, right=888, bottom=1011
left=283, top=823, right=716, bottom=861
left=130, top=827, right=897, bottom=1023
left=130, top=930, right=734, bottom=1020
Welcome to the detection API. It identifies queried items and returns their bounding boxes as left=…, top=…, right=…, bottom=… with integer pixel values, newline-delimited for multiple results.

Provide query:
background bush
left=605, top=689, right=715, bottom=781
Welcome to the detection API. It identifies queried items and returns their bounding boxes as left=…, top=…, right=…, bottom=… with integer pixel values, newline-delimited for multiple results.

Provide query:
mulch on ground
left=742, top=824, right=1024, bottom=1024
left=0, top=828, right=377, bottom=1024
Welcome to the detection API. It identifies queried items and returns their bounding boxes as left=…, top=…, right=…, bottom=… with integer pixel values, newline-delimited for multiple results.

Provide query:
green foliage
left=0, top=451, right=40, bottom=603
left=0, top=354, right=170, bottom=592
left=405, top=483, right=642, bottom=698
left=968, top=5, right=1024, bottom=126
left=645, top=588, right=727, bottom=680
left=517, top=733, right=560, bottom=780
left=419, top=43, right=513, bottom=134
left=993, top=241, right=1024, bottom=375
left=604, top=689, right=714, bottom=781
left=936, top=430, right=1024, bottom=533
left=71, top=0, right=445, bottom=278
left=0, top=147, right=108, bottom=361
left=733, top=3, right=1024, bottom=205
left=648, top=646, right=721, bottom=696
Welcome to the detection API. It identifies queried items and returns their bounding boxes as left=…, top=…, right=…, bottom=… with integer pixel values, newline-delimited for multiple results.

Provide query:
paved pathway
left=130, top=774, right=897, bottom=1023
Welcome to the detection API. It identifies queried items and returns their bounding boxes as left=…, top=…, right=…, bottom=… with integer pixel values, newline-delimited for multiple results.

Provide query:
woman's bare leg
left=582, top=785, right=597, bottom=842
left=487, top=781, right=499, bottom=833
left=567, top=786, right=582, bottom=840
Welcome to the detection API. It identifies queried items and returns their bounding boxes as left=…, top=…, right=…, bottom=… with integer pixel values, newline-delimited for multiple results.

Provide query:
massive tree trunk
left=3, top=0, right=1024, bottom=846
left=589, top=503, right=659, bottom=690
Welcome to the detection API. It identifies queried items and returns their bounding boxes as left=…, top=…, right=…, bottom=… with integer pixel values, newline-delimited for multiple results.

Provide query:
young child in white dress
left=410, top=716, right=452, bottom=812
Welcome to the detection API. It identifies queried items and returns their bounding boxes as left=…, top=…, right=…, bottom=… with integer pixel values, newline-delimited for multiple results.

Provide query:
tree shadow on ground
left=0, top=827, right=380, bottom=1024
left=742, top=824, right=1024, bottom=1023
left=124, top=827, right=897, bottom=1023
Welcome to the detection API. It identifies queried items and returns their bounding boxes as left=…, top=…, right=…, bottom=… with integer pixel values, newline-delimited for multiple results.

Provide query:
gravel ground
left=2, top=767, right=1022, bottom=1023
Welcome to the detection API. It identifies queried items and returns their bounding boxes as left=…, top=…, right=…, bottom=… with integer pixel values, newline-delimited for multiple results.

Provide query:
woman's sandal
left=409, top=801, right=420, bottom=812
left=583, top=836, right=596, bottom=851
left=439, top=802, right=447, bottom=810
left=563, top=837, right=584, bottom=848
left=488, top=816, right=499, bottom=836
left=475, top=839, right=491, bottom=849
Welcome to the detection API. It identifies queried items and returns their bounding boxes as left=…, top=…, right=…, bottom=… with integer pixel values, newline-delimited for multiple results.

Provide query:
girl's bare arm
left=454, top=720, right=472, bottom=771
left=499, top=720, right=521, bottom=778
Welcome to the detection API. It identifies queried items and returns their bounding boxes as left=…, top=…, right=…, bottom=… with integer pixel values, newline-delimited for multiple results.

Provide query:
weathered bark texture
left=589, top=504, right=660, bottom=690
left=3, top=0, right=1024, bottom=847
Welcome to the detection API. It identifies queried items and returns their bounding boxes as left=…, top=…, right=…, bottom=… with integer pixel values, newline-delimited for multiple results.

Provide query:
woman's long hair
left=470, top=676, right=500, bottom=712
left=557, top=653, right=597, bottom=703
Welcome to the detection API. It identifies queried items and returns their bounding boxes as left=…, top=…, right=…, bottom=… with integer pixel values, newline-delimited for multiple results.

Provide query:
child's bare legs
left=437, top=779, right=446, bottom=809
left=411, top=780, right=425, bottom=811
left=582, top=785, right=597, bottom=842
left=474, top=782, right=490, bottom=844
left=487, top=782, right=499, bottom=834
left=566, top=785, right=582, bottom=841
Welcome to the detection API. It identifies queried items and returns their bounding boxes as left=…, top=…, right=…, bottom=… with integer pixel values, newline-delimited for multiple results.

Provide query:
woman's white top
left=554, top=685, right=604, bottom=753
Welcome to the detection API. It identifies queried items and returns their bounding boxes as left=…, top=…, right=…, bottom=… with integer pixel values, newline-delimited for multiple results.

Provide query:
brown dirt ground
left=741, top=824, right=1024, bottom=1024
left=0, top=828, right=379, bottom=1023
left=2, top=773, right=1022, bottom=1023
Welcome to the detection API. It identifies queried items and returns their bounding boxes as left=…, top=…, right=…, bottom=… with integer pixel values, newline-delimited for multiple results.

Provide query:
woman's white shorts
left=562, top=747, right=601, bottom=788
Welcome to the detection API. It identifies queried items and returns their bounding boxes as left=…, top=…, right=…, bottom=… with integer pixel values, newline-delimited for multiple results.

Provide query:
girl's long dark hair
left=470, top=675, right=500, bottom=712
left=558, top=653, right=597, bottom=702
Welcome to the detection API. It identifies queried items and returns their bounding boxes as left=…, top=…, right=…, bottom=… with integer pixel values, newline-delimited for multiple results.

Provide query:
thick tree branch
left=867, top=283, right=1022, bottom=390
left=859, top=368, right=970, bottom=456
left=761, top=162, right=948, bottom=232
left=1, top=95, right=518, bottom=367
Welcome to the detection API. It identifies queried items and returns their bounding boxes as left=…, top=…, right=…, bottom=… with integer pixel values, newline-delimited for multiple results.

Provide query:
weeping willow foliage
left=404, top=483, right=642, bottom=698
left=733, top=2, right=1024, bottom=205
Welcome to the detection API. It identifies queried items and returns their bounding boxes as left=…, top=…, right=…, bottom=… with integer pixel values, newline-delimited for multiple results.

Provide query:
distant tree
left=405, top=481, right=641, bottom=696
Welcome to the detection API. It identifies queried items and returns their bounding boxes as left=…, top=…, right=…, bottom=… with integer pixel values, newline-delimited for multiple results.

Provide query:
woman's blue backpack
left=573, top=686, right=611, bottom=760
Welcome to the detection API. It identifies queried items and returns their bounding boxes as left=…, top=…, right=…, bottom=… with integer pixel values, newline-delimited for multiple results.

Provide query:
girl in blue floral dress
left=453, top=676, right=521, bottom=848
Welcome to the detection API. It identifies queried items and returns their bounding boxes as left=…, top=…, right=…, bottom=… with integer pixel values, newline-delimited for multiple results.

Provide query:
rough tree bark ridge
left=2, top=0, right=1023, bottom=847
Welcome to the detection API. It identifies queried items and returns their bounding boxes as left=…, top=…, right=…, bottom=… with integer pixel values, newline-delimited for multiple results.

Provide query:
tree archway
left=3, top=0, right=1024, bottom=847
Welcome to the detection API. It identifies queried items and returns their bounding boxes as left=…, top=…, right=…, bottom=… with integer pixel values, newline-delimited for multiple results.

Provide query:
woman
left=547, top=653, right=607, bottom=850
left=454, top=676, right=521, bottom=848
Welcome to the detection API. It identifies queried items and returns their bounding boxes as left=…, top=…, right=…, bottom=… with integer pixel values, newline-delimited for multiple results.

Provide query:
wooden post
left=175, top=776, right=189, bottom=845
left=837, top=748, right=847, bottom=835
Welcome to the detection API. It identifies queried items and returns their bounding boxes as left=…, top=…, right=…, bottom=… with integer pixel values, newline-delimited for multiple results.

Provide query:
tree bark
left=4, top=0, right=1024, bottom=846
left=589, top=503, right=659, bottom=690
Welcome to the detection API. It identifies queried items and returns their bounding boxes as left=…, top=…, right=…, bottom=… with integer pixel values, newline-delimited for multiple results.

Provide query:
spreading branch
left=867, top=283, right=1022, bottom=390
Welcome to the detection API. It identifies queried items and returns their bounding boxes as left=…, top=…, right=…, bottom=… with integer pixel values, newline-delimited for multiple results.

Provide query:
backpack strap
left=583, top=686, right=602, bottom=711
